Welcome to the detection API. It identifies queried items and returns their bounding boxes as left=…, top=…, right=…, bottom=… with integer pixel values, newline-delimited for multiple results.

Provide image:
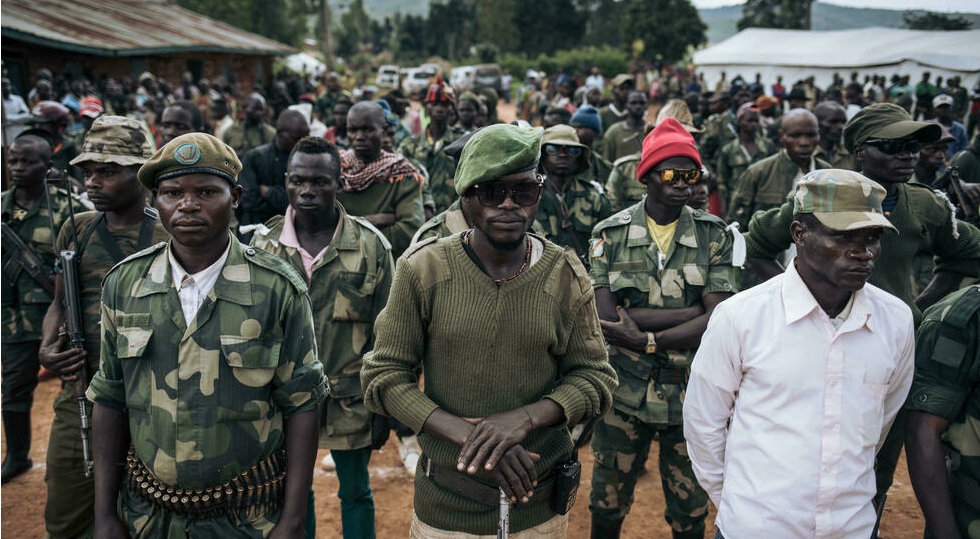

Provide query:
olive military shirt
left=534, top=175, right=612, bottom=263
left=397, top=126, right=465, bottom=215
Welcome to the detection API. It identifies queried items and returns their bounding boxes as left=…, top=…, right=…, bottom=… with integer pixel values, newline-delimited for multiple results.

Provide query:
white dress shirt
left=684, top=260, right=915, bottom=539
left=169, top=241, right=231, bottom=326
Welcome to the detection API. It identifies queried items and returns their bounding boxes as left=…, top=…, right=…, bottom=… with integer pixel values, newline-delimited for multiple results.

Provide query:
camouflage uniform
left=726, top=150, right=832, bottom=231
left=88, top=236, right=326, bottom=538
left=397, top=126, right=466, bottom=215
left=45, top=209, right=168, bottom=539
left=314, top=89, right=352, bottom=127
left=221, top=121, right=277, bottom=158
left=2, top=185, right=85, bottom=414
left=905, top=285, right=980, bottom=539
left=411, top=199, right=468, bottom=245
left=589, top=153, right=614, bottom=189
left=533, top=176, right=612, bottom=264
left=601, top=121, right=647, bottom=164
left=698, top=110, right=737, bottom=167
left=714, top=134, right=776, bottom=208
left=604, top=154, right=646, bottom=214
left=587, top=200, right=738, bottom=535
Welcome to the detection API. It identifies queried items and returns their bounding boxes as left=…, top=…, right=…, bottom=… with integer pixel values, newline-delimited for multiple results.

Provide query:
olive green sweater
left=362, top=234, right=616, bottom=534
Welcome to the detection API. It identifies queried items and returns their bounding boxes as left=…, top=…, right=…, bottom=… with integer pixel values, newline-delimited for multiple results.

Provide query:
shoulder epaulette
left=612, top=153, right=641, bottom=168
left=349, top=214, right=393, bottom=251
left=940, top=285, right=980, bottom=329
left=244, top=245, right=309, bottom=294
left=690, top=209, right=728, bottom=227
left=593, top=207, right=634, bottom=233
left=402, top=235, right=439, bottom=259
left=104, top=241, right=168, bottom=282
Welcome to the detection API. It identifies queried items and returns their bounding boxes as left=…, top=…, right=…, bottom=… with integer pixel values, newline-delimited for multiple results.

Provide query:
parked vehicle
left=450, top=66, right=475, bottom=91
left=376, top=65, right=400, bottom=88
left=471, top=64, right=503, bottom=94
left=402, top=66, right=438, bottom=99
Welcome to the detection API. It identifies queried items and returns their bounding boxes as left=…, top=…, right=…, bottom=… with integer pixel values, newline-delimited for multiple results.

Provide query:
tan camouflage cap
left=541, top=124, right=591, bottom=175
left=70, top=115, right=155, bottom=167
left=138, top=132, right=241, bottom=189
left=792, top=169, right=897, bottom=232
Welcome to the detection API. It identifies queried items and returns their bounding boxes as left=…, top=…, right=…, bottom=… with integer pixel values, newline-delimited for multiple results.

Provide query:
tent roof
left=1, top=0, right=295, bottom=56
left=693, top=27, right=980, bottom=72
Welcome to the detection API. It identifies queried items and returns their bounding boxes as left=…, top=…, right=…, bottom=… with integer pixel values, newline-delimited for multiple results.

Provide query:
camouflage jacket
left=601, top=121, right=648, bottom=164
left=604, top=153, right=646, bottom=214
left=220, top=121, right=277, bottom=158
left=57, top=209, right=170, bottom=373
left=88, top=236, right=325, bottom=488
left=2, top=186, right=86, bottom=342
left=590, top=201, right=738, bottom=424
left=715, top=135, right=777, bottom=205
left=314, top=89, right=352, bottom=126
left=397, top=126, right=466, bottom=214
left=726, top=150, right=832, bottom=230
left=589, top=153, right=614, bottom=188
left=699, top=110, right=737, bottom=166
left=411, top=199, right=468, bottom=245
left=250, top=206, right=393, bottom=450
left=534, top=175, right=612, bottom=263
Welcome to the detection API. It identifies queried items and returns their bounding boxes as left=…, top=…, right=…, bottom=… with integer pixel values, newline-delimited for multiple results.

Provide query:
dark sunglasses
left=543, top=144, right=583, bottom=157
left=653, top=168, right=704, bottom=186
left=862, top=138, right=921, bottom=155
left=470, top=181, right=544, bottom=207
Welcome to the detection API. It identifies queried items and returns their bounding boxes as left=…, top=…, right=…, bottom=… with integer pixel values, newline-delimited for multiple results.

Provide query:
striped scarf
left=340, top=149, right=422, bottom=192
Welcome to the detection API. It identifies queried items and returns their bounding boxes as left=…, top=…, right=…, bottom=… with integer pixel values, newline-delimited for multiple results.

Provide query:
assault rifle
left=1, top=221, right=56, bottom=295
left=43, top=169, right=93, bottom=478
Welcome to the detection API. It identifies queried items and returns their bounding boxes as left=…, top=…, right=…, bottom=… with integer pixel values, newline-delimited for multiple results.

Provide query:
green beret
left=454, top=124, right=543, bottom=195
left=137, top=133, right=241, bottom=189
left=842, top=102, right=942, bottom=153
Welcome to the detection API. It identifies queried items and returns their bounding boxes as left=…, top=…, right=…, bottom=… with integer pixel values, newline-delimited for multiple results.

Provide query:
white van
left=376, top=65, right=400, bottom=88
left=450, top=66, right=475, bottom=91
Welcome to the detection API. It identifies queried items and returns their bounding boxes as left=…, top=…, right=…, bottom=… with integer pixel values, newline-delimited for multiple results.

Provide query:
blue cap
left=570, top=105, right=602, bottom=136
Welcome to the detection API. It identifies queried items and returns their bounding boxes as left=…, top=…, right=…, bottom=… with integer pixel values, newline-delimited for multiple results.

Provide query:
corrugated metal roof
left=1, top=0, right=296, bottom=56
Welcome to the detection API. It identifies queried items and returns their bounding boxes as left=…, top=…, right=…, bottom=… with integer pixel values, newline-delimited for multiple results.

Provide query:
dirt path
left=2, top=376, right=926, bottom=538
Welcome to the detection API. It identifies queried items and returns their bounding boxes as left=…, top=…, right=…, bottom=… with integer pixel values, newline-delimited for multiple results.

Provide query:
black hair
left=166, top=100, right=204, bottom=131
left=287, top=136, right=341, bottom=176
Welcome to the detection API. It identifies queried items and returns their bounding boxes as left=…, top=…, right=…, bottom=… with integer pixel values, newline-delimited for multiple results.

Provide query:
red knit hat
left=424, top=74, right=455, bottom=104
left=636, top=117, right=703, bottom=183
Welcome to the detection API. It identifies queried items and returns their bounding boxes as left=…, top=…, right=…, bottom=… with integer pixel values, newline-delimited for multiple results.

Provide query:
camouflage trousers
left=589, top=408, right=708, bottom=534
left=44, top=386, right=94, bottom=539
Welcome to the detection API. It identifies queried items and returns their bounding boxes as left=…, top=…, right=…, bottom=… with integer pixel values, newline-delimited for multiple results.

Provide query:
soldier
left=604, top=153, right=644, bottom=214
left=598, top=74, right=634, bottom=134
left=813, top=101, right=856, bottom=171
left=1, top=135, right=86, bottom=484
left=250, top=136, right=394, bottom=538
left=715, top=102, right=777, bottom=216
left=602, top=91, right=650, bottom=164
left=587, top=118, right=739, bottom=539
left=534, top=125, right=612, bottom=264
left=906, top=285, right=980, bottom=539
left=37, top=116, right=169, bottom=538
left=221, top=93, right=277, bottom=158
left=397, top=76, right=465, bottom=216
left=362, top=123, right=616, bottom=536
left=88, top=133, right=325, bottom=538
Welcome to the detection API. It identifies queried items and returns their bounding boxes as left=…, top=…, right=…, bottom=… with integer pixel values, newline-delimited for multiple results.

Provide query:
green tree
left=902, top=10, right=973, bottom=30
left=427, top=0, right=476, bottom=61
left=580, top=0, right=627, bottom=48
left=475, top=0, right=519, bottom=53
left=335, top=0, right=373, bottom=57
left=737, top=0, right=813, bottom=31
left=392, top=14, right=429, bottom=61
left=512, top=0, right=586, bottom=57
left=623, top=0, right=706, bottom=64
left=174, top=0, right=308, bottom=46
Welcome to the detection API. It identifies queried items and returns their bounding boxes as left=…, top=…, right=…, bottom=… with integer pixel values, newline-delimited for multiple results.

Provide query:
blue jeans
left=334, top=447, right=376, bottom=539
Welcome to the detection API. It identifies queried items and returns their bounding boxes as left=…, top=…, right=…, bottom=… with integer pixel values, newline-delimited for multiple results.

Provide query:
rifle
left=43, top=169, right=94, bottom=478
left=1, top=221, right=56, bottom=295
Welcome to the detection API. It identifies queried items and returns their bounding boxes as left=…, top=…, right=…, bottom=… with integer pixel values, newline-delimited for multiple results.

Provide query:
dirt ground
left=1, top=375, right=926, bottom=538
left=1, top=100, right=926, bottom=538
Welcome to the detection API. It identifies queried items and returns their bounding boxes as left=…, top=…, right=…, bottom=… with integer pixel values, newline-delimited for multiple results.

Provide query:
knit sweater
left=362, top=234, right=616, bottom=534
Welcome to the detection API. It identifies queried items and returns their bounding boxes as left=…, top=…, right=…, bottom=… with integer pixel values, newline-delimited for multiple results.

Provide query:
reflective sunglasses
left=653, top=168, right=704, bottom=186
left=543, top=144, right=583, bottom=157
left=470, top=181, right=544, bottom=207
left=862, top=138, right=921, bottom=155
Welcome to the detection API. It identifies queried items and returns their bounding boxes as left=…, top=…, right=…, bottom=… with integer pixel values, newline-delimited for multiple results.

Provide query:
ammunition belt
left=126, top=447, right=286, bottom=520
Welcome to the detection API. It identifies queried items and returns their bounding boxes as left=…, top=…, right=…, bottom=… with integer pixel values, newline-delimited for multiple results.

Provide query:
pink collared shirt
left=684, top=261, right=915, bottom=539
left=278, top=206, right=334, bottom=279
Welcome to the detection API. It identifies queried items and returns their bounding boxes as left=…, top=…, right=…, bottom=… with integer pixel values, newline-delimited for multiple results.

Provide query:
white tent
left=281, top=52, right=326, bottom=77
left=693, top=27, right=980, bottom=98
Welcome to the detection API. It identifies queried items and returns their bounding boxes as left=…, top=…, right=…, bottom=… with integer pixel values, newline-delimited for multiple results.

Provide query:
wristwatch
left=645, top=332, right=657, bottom=354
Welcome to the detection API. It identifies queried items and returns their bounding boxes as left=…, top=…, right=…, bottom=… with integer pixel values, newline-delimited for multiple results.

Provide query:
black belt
left=418, top=453, right=556, bottom=508
left=651, top=365, right=689, bottom=384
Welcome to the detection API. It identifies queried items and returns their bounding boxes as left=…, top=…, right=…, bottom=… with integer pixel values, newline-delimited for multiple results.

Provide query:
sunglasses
left=862, top=138, right=921, bottom=155
left=543, top=144, right=583, bottom=157
left=653, top=168, right=704, bottom=186
left=470, top=181, right=544, bottom=207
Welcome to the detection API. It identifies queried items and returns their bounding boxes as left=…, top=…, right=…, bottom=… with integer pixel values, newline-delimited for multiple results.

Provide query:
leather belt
left=419, top=453, right=556, bottom=508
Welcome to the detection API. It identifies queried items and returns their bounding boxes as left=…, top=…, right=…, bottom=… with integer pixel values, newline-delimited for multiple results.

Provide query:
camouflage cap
left=842, top=102, right=942, bottom=152
left=70, top=116, right=155, bottom=167
left=137, top=132, right=241, bottom=189
left=455, top=123, right=543, bottom=195
left=792, top=169, right=897, bottom=232
left=541, top=124, right=591, bottom=175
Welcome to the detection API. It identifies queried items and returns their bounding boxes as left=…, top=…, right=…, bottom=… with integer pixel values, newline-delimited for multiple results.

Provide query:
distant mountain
left=338, top=0, right=980, bottom=43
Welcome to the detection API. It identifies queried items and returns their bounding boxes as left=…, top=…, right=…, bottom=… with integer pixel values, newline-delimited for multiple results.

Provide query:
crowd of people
left=2, top=58, right=980, bottom=539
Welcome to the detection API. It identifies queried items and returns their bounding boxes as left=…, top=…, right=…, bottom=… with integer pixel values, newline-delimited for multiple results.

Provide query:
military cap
left=655, top=99, right=703, bottom=134
left=541, top=124, right=591, bottom=175
left=70, top=115, right=155, bottom=167
left=138, top=132, right=241, bottom=189
left=454, top=123, right=543, bottom=195
left=610, top=74, right=634, bottom=87
left=842, top=102, right=942, bottom=153
left=792, top=169, right=896, bottom=232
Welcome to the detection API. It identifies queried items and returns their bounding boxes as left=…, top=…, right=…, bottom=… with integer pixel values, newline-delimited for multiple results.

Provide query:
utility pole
left=320, top=0, right=333, bottom=69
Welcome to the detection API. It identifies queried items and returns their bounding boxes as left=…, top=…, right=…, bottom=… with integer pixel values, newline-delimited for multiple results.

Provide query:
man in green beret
left=745, top=101, right=980, bottom=523
left=88, top=132, right=325, bottom=538
left=362, top=123, right=616, bottom=537
left=37, top=115, right=169, bottom=539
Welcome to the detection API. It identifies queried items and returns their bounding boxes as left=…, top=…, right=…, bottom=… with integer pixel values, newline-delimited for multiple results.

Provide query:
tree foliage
left=174, top=0, right=307, bottom=46
left=902, top=10, right=973, bottom=30
left=737, top=0, right=813, bottom=31
left=623, top=0, right=706, bottom=64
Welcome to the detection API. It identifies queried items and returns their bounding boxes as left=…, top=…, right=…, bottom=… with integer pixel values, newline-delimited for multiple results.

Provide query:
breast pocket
left=115, top=314, right=153, bottom=414
left=332, top=271, right=376, bottom=323
left=858, top=368, right=890, bottom=447
left=608, top=262, right=652, bottom=308
left=219, top=335, right=281, bottom=419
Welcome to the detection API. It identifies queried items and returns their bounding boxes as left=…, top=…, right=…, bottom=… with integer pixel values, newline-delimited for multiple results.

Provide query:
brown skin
left=814, top=101, right=847, bottom=153
left=159, top=106, right=195, bottom=144
left=286, top=151, right=341, bottom=255
left=263, top=111, right=310, bottom=197
left=346, top=103, right=396, bottom=229
left=423, top=170, right=566, bottom=504
left=39, top=161, right=147, bottom=381
left=914, top=141, right=950, bottom=182
left=780, top=109, right=820, bottom=169
left=6, top=137, right=52, bottom=209
left=597, top=156, right=731, bottom=352
left=425, top=101, right=452, bottom=140
left=905, top=410, right=961, bottom=539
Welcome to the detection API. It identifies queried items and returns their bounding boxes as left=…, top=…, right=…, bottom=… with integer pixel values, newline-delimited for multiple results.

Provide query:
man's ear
left=230, top=184, right=243, bottom=209
left=790, top=220, right=807, bottom=247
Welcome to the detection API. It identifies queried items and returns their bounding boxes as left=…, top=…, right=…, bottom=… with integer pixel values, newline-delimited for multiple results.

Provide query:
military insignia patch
left=173, top=143, right=201, bottom=165
left=589, top=238, right=604, bottom=258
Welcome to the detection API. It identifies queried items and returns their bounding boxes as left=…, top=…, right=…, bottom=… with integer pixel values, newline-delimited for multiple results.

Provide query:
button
left=246, top=248, right=256, bottom=255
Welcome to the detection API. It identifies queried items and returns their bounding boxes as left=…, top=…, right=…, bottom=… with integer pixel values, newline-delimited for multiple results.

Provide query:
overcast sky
left=690, top=0, right=980, bottom=13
